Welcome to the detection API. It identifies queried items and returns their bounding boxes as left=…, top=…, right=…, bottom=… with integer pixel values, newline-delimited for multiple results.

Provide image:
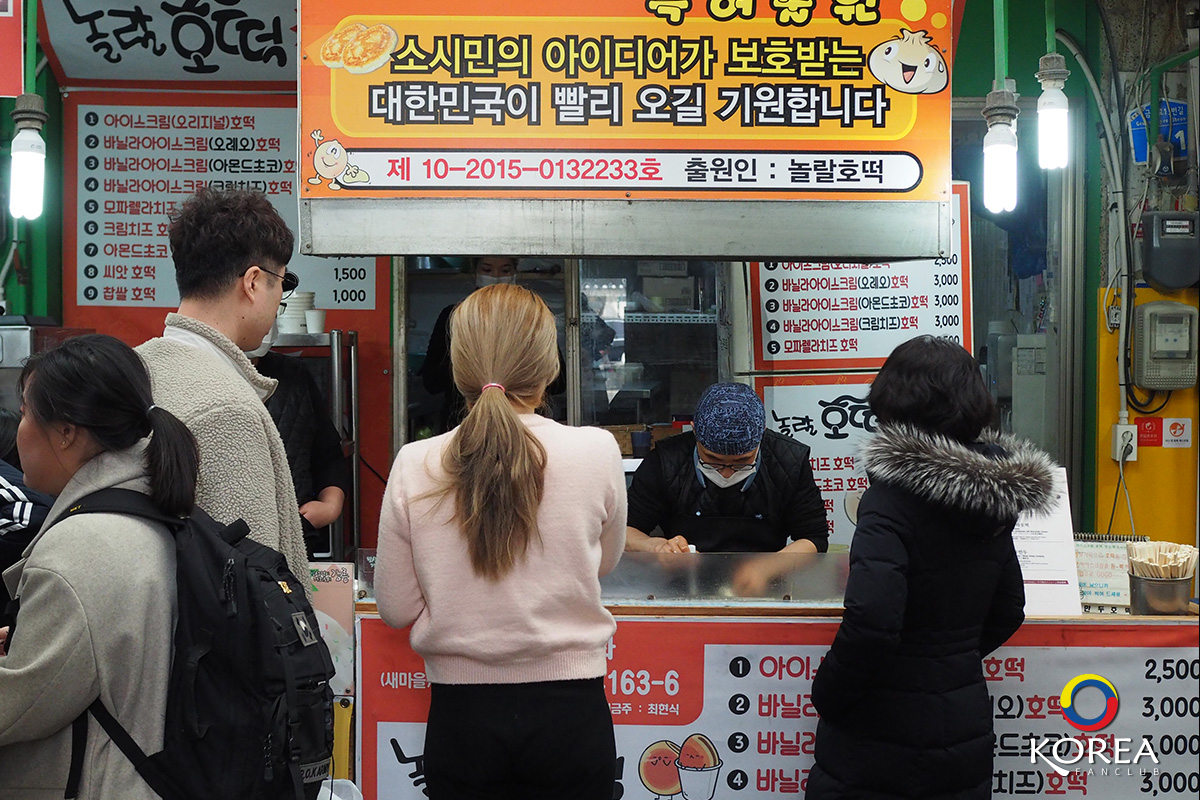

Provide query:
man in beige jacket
left=136, top=187, right=309, bottom=585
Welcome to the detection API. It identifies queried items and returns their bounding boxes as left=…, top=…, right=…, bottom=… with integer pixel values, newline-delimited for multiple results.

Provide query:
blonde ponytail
left=441, top=284, right=560, bottom=578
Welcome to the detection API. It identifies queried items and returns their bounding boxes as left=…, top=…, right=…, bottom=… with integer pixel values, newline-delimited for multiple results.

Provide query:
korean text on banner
left=299, top=0, right=952, bottom=202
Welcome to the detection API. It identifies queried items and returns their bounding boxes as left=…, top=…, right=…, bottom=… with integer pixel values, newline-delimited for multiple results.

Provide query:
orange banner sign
left=299, top=0, right=951, bottom=202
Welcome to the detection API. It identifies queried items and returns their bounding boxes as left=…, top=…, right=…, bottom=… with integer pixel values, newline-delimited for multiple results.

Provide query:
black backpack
left=55, top=488, right=335, bottom=800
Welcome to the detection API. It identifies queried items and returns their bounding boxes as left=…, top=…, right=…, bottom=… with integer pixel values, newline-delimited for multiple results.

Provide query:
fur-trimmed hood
left=862, top=423, right=1058, bottom=521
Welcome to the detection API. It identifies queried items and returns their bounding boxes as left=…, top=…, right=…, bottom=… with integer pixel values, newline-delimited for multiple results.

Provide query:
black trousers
left=424, top=677, right=616, bottom=800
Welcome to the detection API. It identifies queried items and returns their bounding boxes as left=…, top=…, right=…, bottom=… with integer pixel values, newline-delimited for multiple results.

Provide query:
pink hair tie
left=482, top=382, right=506, bottom=393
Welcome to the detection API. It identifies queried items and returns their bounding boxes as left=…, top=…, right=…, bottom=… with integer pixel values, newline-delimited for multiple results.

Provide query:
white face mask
left=244, top=320, right=278, bottom=358
left=476, top=274, right=516, bottom=288
left=699, top=462, right=755, bottom=489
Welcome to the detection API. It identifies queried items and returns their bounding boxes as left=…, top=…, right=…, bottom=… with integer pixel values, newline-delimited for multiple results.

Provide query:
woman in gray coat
left=0, top=334, right=198, bottom=800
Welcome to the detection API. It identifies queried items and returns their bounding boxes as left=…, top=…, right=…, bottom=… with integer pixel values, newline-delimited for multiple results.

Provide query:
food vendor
left=624, top=382, right=828, bottom=555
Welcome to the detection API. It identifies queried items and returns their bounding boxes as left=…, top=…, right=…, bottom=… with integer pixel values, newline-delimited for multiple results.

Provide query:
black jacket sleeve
left=783, top=454, right=828, bottom=552
left=626, top=450, right=669, bottom=535
left=811, top=493, right=908, bottom=721
left=419, top=304, right=455, bottom=394
left=301, top=368, right=351, bottom=495
left=0, top=463, right=52, bottom=573
left=979, top=541, right=1025, bottom=656
left=548, top=348, right=568, bottom=396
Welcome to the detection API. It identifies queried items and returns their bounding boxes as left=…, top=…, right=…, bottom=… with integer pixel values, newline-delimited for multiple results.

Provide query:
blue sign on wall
left=1128, top=100, right=1190, bottom=169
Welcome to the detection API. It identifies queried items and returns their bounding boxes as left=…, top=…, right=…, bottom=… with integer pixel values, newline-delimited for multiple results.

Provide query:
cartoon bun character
left=868, top=30, right=948, bottom=94
left=308, top=129, right=370, bottom=190
left=679, top=733, right=721, bottom=769
left=638, top=740, right=682, bottom=797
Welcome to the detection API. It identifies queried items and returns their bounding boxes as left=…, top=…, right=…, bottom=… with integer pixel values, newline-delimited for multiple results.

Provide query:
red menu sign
left=1, top=0, right=22, bottom=98
left=356, top=615, right=1200, bottom=800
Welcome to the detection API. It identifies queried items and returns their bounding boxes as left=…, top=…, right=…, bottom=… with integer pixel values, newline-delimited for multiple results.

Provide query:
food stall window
left=405, top=256, right=567, bottom=438
left=579, top=259, right=722, bottom=433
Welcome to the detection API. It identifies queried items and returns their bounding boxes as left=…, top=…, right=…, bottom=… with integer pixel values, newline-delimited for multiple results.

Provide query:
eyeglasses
left=259, top=266, right=299, bottom=299
left=698, top=460, right=757, bottom=476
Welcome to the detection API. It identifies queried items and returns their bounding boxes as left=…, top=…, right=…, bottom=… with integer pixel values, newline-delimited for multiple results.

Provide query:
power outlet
left=1112, top=424, right=1138, bottom=462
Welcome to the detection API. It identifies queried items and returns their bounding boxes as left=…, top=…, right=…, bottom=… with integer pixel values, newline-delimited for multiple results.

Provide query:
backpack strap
left=2, top=597, right=17, bottom=655
left=280, top=651, right=306, bottom=800
left=63, top=711, right=87, bottom=798
left=59, top=488, right=184, bottom=529
left=56, top=489, right=184, bottom=800
left=87, top=700, right=182, bottom=800
left=63, top=701, right=181, bottom=800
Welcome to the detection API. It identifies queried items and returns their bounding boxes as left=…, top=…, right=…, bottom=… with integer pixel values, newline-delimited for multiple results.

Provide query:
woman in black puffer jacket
left=806, top=336, right=1058, bottom=800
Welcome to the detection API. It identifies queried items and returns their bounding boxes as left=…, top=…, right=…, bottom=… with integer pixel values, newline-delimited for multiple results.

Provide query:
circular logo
left=1061, top=673, right=1119, bottom=732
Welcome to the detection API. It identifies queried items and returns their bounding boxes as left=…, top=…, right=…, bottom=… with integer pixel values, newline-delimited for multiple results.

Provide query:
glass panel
left=600, top=552, right=848, bottom=609
left=405, top=256, right=566, bottom=438
left=580, top=259, right=721, bottom=434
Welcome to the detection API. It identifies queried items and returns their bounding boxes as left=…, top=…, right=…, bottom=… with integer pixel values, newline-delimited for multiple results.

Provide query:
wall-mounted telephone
left=1132, top=301, right=1198, bottom=390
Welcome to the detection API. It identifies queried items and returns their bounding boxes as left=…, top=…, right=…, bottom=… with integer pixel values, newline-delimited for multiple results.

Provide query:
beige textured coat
left=136, top=313, right=310, bottom=588
left=0, top=445, right=174, bottom=800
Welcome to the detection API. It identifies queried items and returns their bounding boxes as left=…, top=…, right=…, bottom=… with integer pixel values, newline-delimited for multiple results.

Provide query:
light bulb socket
left=982, top=87, right=1020, bottom=130
left=10, top=93, right=48, bottom=133
left=1035, top=53, right=1070, bottom=90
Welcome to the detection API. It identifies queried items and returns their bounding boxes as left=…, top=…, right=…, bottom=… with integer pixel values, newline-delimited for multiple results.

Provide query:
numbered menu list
left=716, top=647, right=825, bottom=795
left=76, top=105, right=295, bottom=306
left=610, top=642, right=829, bottom=798
left=753, top=258, right=969, bottom=369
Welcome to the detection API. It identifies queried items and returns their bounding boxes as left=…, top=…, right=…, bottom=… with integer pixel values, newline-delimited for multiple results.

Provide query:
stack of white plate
left=278, top=291, right=315, bottom=333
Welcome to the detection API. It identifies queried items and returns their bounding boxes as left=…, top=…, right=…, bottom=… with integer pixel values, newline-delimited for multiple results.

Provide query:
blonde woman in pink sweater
left=376, top=283, right=627, bottom=800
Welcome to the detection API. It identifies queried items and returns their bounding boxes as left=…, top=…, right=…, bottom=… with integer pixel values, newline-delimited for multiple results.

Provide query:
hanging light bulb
left=1036, top=53, right=1071, bottom=170
left=1037, top=88, right=1069, bottom=169
left=981, top=83, right=1020, bottom=213
left=8, top=94, right=49, bottom=221
left=983, top=121, right=1019, bottom=213
left=9, top=128, right=46, bottom=220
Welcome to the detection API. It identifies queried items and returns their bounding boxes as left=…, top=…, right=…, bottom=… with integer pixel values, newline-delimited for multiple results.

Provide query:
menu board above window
left=65, top=94, right=376, bottom=309
left=748, top=181, right=972, bottom=371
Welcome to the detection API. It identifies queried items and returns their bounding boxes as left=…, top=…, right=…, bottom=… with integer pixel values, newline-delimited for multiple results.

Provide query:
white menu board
left=749, top=182, right=972, bottom=371
left=73, top=101, right=375, bottom=309
left=756, top=374, right=876, bottom=548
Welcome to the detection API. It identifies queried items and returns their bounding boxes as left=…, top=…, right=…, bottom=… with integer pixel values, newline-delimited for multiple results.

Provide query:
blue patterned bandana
left=693, top=383, right=765, bottom=455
